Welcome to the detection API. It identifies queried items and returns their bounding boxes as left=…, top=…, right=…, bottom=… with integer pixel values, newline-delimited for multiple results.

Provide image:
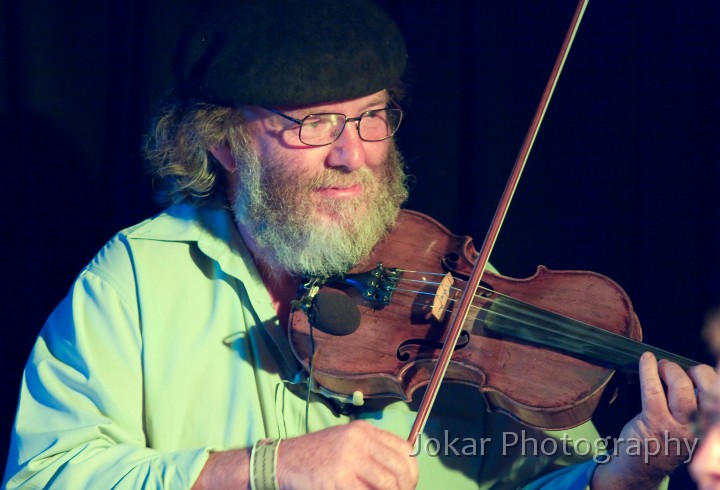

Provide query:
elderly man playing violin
left=3, top=1, right=715, bottom=489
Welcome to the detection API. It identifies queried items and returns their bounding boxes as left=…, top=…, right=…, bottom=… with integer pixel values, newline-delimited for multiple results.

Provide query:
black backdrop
left=2, top=1, right=719, bottom=487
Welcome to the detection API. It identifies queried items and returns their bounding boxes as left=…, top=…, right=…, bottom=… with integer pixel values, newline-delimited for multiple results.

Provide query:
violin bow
left=408, top=0, right=590, bottom=446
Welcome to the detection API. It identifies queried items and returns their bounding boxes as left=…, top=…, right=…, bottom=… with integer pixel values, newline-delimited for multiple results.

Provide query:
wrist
left=250, top=438, right=281, bottom=490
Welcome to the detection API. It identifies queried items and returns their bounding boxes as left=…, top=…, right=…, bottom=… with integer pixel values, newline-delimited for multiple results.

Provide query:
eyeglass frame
left=260, top=102, right=404, bottom=147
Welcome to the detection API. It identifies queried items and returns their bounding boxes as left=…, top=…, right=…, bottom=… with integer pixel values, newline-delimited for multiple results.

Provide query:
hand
left=592, top=352, right=716, bottom=489
left=277, top=420, right=419, bottom=489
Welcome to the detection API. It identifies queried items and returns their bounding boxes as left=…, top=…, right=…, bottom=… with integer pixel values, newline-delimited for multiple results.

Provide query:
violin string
left=390, top=269, right=493, bottom=297
left=388, top=270, right=554, bottom=308
left=390, top=286, right=440, bottom=298
left=388, top=272, right=490, bottom=303
left=376, top=275, right=492, bottom=319
left=351, top=275, right=615, bottom=364
left=385, top=280, right=578, bottom=347
left=352, top=274, right=693, bottom=370
left=384, top=272, right=589, bottom=334
left=340, top=269, right=586, bottom=334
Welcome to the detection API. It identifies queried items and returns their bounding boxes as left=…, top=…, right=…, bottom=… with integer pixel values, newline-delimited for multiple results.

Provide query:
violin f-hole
left=396, top=331, right=471, bottom=361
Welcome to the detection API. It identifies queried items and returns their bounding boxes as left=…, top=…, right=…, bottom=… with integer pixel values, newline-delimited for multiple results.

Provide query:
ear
left=209, top=143, right=236, bottom=173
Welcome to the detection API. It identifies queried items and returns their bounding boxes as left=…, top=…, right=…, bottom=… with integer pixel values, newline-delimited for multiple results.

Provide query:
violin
left=288, top=210, right=698, bottom=430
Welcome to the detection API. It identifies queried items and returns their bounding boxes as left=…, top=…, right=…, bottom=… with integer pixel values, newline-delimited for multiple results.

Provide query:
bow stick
left=408, top=0, right=590, bottom=446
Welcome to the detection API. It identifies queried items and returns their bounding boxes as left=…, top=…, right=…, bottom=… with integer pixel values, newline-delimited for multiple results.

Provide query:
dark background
left=2, top=1, right=719, bottom=487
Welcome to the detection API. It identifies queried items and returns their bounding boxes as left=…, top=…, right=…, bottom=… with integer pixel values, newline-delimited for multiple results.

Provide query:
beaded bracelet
left=250, top=438, right=281, bottom=490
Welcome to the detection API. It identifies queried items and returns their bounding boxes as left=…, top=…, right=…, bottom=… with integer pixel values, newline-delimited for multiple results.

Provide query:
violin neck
left=477, top=296, right=698, bottom=373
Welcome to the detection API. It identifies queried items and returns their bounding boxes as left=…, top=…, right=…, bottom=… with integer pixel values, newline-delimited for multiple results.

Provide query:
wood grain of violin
left=288, top=210, right=699, bottom=431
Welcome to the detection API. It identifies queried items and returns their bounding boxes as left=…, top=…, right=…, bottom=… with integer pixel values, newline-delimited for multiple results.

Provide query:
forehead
left=275, top=90, right=390, bottom=115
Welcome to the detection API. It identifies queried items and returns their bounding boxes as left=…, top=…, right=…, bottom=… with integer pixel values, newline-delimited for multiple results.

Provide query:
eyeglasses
left=261, top=104, right=404, bottom=147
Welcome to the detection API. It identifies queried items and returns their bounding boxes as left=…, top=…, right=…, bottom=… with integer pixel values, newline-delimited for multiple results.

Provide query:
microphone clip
left=291, top=274, right=330, bottom=314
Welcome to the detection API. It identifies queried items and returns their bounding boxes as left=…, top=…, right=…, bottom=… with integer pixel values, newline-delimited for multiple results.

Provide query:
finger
left=657, top=359, right=697, bottom=424
left=689, top=364, right=720, bottom=417
left=688, top=363, right=717, bottom=393
left=356, top=462, right=400, bottom=489
left=352, top=423, right=418, bottom=486
left=358, top=454, right=418, bottom=490
left=369, top=429, right=417, bottom=470
left=639, top=352, right=669, bottom=420
left=356, top=421, right=415, bottom=456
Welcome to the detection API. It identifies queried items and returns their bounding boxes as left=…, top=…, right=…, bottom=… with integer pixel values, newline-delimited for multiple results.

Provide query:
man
left=3, top=1, right=715, bottom=488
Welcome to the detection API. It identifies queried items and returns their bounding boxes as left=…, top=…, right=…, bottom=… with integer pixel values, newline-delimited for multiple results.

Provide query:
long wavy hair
left=143, top=102, right=250, bottom=206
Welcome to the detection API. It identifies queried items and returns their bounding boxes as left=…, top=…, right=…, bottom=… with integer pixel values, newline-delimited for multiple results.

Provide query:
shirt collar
left=125, top=203, right=260, bottom=285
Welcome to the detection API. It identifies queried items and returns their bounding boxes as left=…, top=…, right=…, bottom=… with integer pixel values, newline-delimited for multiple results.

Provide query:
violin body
left=289, top=210, right=643, bottom=430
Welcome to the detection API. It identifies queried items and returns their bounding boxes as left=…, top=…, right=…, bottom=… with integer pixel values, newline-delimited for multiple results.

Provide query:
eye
left=302, top=115, right=327, bottom=129
left=364, top=108, right=388, bottom=119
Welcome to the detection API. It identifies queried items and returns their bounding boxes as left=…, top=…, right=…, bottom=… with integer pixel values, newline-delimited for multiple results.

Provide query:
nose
left=690, top=427, right=720, bottom=489
left=325, top=120, right=366, bottom=172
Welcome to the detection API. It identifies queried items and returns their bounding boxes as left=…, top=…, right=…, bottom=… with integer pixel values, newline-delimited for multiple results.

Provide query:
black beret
left=174, top=0, right=407, bottom=106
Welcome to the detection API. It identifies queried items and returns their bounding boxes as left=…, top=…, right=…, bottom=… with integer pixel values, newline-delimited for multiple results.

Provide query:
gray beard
left=230, top=143, right=408, bottom=279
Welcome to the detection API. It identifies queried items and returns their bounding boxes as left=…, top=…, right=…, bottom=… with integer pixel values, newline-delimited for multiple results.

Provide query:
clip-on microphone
left=291, top=275, right=361, bottom=336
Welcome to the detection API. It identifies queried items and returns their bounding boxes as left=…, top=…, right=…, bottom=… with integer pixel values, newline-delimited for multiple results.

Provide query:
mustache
left=277, top=166, right=377, bottom=191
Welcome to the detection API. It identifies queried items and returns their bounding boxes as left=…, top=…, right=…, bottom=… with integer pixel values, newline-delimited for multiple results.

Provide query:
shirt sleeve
left=523, top=460, right=670, bottom=490
left=3, top=263, right=211, bottom=489
left=521, top=460, right=597, bottom=489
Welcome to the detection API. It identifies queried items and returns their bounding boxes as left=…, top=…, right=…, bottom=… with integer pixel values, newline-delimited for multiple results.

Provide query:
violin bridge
left=431, top=272, right=454, bottom=321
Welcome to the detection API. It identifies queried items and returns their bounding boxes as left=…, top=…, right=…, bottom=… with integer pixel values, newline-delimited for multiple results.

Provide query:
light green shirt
left=3, top=204, right=602, bottom=489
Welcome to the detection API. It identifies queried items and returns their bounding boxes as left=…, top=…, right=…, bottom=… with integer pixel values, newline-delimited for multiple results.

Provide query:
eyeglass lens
left=299, top=109, right=402, bottom=146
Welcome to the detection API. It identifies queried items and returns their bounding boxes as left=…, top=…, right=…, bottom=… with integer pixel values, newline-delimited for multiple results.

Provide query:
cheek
left=244, top=117, right=306, bottom=159
left=256, top=146, right=334, bottom=185
left=364, top=141, right=391, bottom=171
left=265, top=148, right=324, bottom=176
